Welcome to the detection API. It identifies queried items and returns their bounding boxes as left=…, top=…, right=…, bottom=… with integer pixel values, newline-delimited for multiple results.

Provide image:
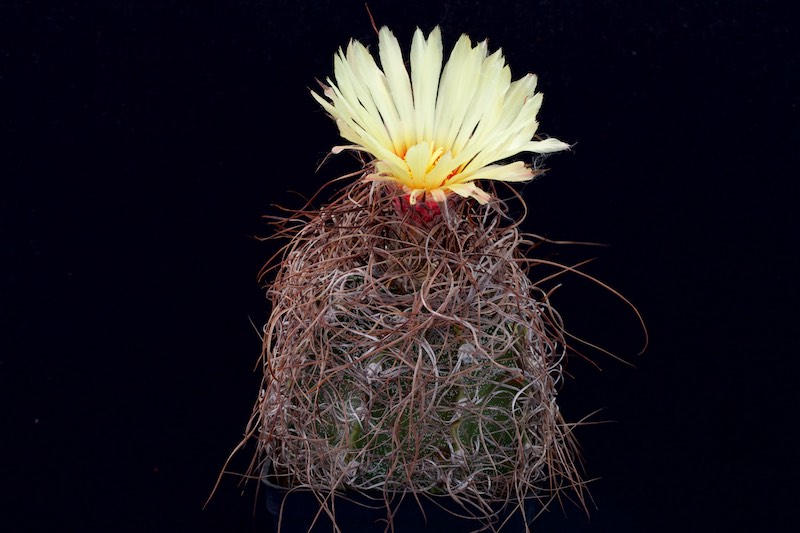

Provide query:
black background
left=3, top=0, right=798, bottom=531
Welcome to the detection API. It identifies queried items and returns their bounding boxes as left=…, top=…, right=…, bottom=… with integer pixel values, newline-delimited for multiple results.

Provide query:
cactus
left=242, top=26, right=590, bottom=532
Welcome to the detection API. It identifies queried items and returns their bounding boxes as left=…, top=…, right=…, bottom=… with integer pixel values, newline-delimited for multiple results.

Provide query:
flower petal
left=524, top=137, right=572, bottom=153
left=404, top=142, right=433, bottom=189
left=423, top=151, right=457, bottom=190
left=434, top=34, right=484, bottom=149
left=446, top=182, right=492, bottom=204
left=410, top=27, right=443, bottom=144
left=378, top=27, right=415, bottom=151
left=456, top=161, right=534, bottom=184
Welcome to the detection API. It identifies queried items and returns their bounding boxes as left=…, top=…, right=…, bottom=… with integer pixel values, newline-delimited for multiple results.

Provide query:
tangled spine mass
left=250, top=180, right=582, bottom=511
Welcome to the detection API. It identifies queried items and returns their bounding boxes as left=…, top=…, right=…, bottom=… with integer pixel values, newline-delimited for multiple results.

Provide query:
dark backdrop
left=3, top=1, right=798, bottom=531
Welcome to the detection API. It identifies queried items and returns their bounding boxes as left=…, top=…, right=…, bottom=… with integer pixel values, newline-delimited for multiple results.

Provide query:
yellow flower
left=312, top=26, right=569, bottom=205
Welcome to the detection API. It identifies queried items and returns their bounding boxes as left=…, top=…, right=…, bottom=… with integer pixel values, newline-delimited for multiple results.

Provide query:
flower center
left=425, top=146, right=445, bottom=173
left=399, top=141, right=462, bottom=194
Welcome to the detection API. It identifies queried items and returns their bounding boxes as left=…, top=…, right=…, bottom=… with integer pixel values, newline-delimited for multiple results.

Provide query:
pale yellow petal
left=423, top=151, right=457, bottom=190
left=316, top=76, right=392, bottom=154
left=446, top=182, right=491, bottom=204
left=456, top=161, right=533, bottom=184
left=464, top=93, right=544, bottom=171
left=332, top=51, right=393, bottom=148
left=404, top=142, right=432, bottom=189
left=524, top=138, right=571, bottom=153
left=348, top=41, right=405, bottom=155
left=451, top=50, right=510, bottom=156
left=434, top=35, right=485, bottom=149
left=429, top=188, right=447, bottom=203
left=410, top=27, right=443, bottom=144
left=493, top=74, right=538, bottom=135
left=375, top=159, right=411, bottom=184
left=378, top=27, right=415, bottom=150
